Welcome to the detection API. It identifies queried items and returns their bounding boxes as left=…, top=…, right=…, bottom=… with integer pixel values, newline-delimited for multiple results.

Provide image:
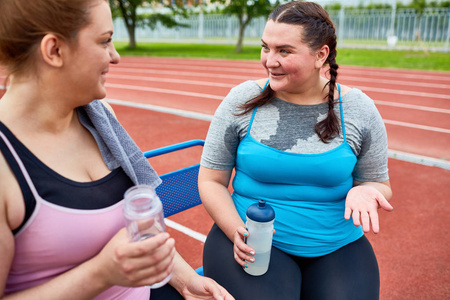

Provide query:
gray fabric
left=79, top=100, right=161, bottom=188
left=201, top=80, right=389, bottom=183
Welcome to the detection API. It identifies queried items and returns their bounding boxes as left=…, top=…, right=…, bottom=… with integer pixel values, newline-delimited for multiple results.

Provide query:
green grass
left=114, top=41, right=450, bottom=72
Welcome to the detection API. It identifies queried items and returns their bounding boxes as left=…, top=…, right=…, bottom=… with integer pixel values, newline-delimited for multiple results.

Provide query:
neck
left=0, top=75, right=78, bottom=134
left=275, top=76, right=330, bottom=105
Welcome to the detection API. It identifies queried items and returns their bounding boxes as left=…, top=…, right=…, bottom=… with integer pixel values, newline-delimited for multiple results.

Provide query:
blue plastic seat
left=144, top=139, right=205, bottom=275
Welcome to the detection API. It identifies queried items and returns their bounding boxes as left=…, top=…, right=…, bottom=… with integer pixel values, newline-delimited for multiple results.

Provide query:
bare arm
left=198, top=166, right=243, bottom=241
left=198, top=166, right=255, bottom=268
left=168, top=251, right=234, bottom=300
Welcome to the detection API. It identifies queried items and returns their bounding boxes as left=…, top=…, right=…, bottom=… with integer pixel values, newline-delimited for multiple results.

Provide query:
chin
left=94, top=88, right=107, bottom=100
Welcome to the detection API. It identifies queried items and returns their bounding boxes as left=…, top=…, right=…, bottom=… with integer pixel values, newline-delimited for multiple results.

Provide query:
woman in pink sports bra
left=0, top=1, right=233, bottom=299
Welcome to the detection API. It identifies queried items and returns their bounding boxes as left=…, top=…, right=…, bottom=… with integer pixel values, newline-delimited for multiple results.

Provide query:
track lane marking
left=383, top=119, right=450, bottom=134
left=374, top=100, right=450, bottom=114
left=105, top=83, right=223, bottom=100
left=165, top=219, right=207, bottom=243
left=107, top=98, right=450, bottom=170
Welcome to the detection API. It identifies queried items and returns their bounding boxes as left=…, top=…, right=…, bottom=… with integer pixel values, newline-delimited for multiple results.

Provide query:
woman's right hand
left=232, top=226, right=255, bottom=268
left=94, top=228, right=176, bottom=288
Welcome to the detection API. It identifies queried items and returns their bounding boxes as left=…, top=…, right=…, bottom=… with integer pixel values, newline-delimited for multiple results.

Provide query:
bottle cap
left=246, top=200, right=275, bottom=222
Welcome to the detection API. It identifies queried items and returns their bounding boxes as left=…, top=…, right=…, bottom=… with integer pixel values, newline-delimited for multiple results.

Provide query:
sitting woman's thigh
left=203, top=223, right=301, bottom=300
left=298, top=236, right=380, bottom=300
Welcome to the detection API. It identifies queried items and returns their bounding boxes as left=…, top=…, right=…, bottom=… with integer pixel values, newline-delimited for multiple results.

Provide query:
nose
left=265, top=51, right=280, bottom=68
left=109, top=43, right=120, bottom=64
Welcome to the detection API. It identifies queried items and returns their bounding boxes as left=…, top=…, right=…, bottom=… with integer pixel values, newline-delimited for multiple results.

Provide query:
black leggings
left=203, top=224, right=380, bottom=300
left=150, top=284, right=184, bottom=300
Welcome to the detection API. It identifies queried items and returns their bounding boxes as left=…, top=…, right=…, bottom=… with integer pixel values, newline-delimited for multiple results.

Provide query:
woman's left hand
left=344, top=184, right=393, bottom=234
left=181, top=274, right=235, bottom=300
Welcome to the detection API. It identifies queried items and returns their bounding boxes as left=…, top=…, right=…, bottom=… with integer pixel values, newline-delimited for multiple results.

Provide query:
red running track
left=1, top=57, right=449, bottom=299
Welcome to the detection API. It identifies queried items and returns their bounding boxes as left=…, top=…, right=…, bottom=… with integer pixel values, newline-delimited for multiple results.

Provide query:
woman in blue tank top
left=200, top=2, right=393, bottom=299
left=0, top=1, right=233, bottom=299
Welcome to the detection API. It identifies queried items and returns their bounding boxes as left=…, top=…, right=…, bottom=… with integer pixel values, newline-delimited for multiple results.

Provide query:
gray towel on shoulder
left=79, top=100, right=161, bottom=189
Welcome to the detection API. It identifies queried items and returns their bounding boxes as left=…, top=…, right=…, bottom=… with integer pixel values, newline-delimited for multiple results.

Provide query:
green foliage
left=109, top=0, right=190, bottom=47
left=324, top=3, right=342, bottom=10
left=207, top=0, right=277, bottom=52
left=216, top=0, right=276, bottom=17
left=140, top=12, right=189, bottom=30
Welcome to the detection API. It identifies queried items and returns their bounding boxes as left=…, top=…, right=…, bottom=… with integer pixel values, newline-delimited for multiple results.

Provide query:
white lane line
left=164, top=218, right=207, bottom=243
left=106, top=98, right=449, bottom=134
left=340, top=69, right=450, bottom=81
left=374, top=100, right=450, bottom=114
left=106, top=98, right=450, bottom=169
left=110, top=67, right=256, bottom=80
left=108, top=74, right=450, bottom=98
left=106, top=74, right=450, bottom=102
left=341, top=75, right=450, bottom=89
left=106, top=98, right=213, bottom=121
left=353, top=85, right=450, bottom=100
left=388, top=149, right=450, bottom=170
left=116, top=62, right=450, bottom=82
left=115, top=62, right=265, bottom=75
left=105, top=83, right=223, bottom=100
left=110, top=68, right=450, bottom=91
left=107, top=74, right=235, bottom=88
left=383, top=119, right=450, bottom=134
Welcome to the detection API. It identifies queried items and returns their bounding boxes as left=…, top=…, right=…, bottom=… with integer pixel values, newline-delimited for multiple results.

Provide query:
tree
left=109, top=0, right=189, bottom=48
left=212, top=0, right=278, bottom=52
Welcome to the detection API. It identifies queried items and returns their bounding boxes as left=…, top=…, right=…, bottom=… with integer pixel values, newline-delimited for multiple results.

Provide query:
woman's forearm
left=198, top=167, right=244, bottom=241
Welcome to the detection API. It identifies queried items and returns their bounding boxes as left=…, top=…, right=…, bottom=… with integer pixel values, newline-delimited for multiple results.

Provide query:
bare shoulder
left=99, top=100, right=117, bottom=118
left=337, top=83, right=352, bottom=97
left=255, top=78, right=269, bottom=89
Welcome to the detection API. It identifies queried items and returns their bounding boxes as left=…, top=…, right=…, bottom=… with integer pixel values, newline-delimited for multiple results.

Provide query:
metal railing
left=113, top=7, right=450, bottom=52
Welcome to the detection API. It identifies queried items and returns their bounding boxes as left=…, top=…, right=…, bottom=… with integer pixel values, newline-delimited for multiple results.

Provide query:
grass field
left=114, top=41, right=450, bottom=72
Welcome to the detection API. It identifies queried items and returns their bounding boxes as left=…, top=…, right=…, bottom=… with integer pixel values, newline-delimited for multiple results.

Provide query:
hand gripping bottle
left=123, top=185, right=172, bottom=288
left=244, top=200, right=275, bottom=276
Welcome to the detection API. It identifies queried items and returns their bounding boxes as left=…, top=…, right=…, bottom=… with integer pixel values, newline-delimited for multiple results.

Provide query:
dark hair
left=0, top=0, right=105, bottom=77
left=240, top=1, right=339, bottom=143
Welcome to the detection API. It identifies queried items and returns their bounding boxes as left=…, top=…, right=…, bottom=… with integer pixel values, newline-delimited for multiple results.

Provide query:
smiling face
left=63, top=0, right=120, bottom=102
left=260, top=20, right=327, bottom=102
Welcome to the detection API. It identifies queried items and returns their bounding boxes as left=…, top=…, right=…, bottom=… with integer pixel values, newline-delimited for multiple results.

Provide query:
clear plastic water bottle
left=123, top=185, right=172, bottom=288
left=244, top=199, right=275, bottom=276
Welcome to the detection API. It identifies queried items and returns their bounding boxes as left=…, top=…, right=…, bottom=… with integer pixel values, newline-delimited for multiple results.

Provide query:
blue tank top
left=232, top=84, right=363, bottom=257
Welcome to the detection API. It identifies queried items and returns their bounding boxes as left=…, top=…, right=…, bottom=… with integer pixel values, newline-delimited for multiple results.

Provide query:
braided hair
left=239, top=1, right=339, bottom=143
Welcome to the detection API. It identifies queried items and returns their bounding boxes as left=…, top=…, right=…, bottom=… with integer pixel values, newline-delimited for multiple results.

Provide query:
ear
left=39, top=33, right=65, bottom=68
left=314, top=45, right=330, bottom=69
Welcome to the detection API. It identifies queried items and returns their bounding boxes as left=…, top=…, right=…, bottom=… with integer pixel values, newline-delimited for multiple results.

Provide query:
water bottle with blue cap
left=244, top=199, right=275, bottom=276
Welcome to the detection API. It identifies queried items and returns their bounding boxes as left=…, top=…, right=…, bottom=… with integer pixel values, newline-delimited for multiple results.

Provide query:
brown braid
left=238, top=1, right=340, bottom=143
left=315, top=48, right=340, bottom=143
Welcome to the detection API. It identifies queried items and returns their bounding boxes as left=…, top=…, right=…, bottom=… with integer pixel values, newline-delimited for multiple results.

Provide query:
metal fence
left=113, top=7, right=450, bottom=52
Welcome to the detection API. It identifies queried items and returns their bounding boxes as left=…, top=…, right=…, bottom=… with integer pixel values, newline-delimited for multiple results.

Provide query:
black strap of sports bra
left=0, top=127, right=36, bottom=235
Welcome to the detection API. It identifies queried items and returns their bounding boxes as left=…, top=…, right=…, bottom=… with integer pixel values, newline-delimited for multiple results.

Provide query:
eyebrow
left=261, top=39, right=295, bottom=49
left=102, top=30, right=114, bottom=36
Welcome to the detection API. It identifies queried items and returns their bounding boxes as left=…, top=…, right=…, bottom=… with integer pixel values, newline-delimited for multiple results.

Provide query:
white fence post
left=198, top=11, right=204, bottom=43
left=227, top=16, right=232, bottom=44
left=338, top=8, right=345, bottom=47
